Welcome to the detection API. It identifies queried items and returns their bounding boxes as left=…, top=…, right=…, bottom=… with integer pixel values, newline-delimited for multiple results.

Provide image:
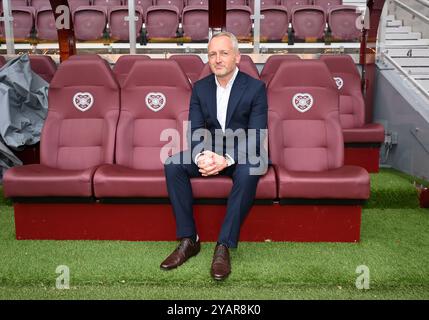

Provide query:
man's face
left=208, top=36, right=241, bottom=79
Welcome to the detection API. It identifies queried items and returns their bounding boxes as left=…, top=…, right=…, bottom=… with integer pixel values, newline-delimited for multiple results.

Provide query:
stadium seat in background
left=281, top=0, right=310, bottom=20
left=156, top=0, right=185, bottom=18
left=169, top=54, right=204, bottom=84
left=124, top=1, right=154, bottom=19
left=291, top=5, right=326, bottom=42
left=11, top=0, right=29, bottom=8
left=248, top=0, right=280, bottom=13
left=226, top=5, right=252, bottom=40
left=31, top=0, right=51, bottom=11
left=0, top=55, right=6, bottom=68
left=267, top=59, right=370, bottom=200
left=3, top=56, right=121, bottom=198
left=227, top=0, right=247, bottom=6
left=198, top=54, right=260, bottom=80
left=182, top=5, right=209, bottom=41
left=68, top=0, right=92, bottom=13
left=145, top=5, right=180, bottom=40
left=328, top=5, right=361, bottom=41
left=35, top=6, right=56, bottom=40
left=319, top=54, right=384, bottom=171
left=260, top=54, right=300, bottom=85
left=29, top=55, right=57, bottom=83
left=112, top=54, right=151, bottom=86
left=2, top=7, right=35, bottom=40
left=313, top=0, right=342, bottom=13
left=93, top=0, right=123, bottom=8
left=93, top=59, right=192, bottom=198
left=73, top=6, right=107, bottom=41
left=260, top=5, right=288, bottom=42
left=109, top=5, right=144, bottom=41
left=186, top=0, right=208, bottom=6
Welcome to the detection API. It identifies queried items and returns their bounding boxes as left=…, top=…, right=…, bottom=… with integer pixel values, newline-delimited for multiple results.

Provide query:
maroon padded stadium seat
left=109, top=6, right=144, bottom=41
left=319, top=54, right=384, bottom=143
left=93, top=59, right=192, bottom=198
left=186, top=0, right=208, bottom=5
left=313, top=0, right=342, bottom=12
left=291, top=5, right=326, bottom=41
left=182, top=5, right=208, bottom=41
left=3, top=57, right=120, bottom=198
left=169, top=54, right=204, bottom=84
left=93, top=0, right=123, bottom=7
left=281, top=0, right=310, bottom=20
left=145, top=5, right=179, bottom=39
left=198, top=54, right=260, bottom=80
left=260, top=54, right=300, bottom=85
left=260, top=5, right=288, bottom=41
left=328, top=5, right=361, bottom=41
left=267, top=60, right=370, bottom=199
left=156, top=0, right=184, bottom=16
left=31, top=0, right=51, bottom=11
left=227, top=0, right=247, bottom=6
left=35, top=6, right=56, bottom=40
left=248, top=0, right=280, bottom=13
left=29, top=55, right=57, bottom=83
left=0, top=55, right=6, bottom=68
left=226, top=5, right=252, bottom=39
left=73, top=6, right=107, bottom=41
left=11, top=0, right=28, bottom=8
left=2, top=7, right=35, bottom=39
left=124, top=0, right=153, bottom=18
left=68, top=0, right=92, bottom=12
left=112, top=54, right=151, bottom=86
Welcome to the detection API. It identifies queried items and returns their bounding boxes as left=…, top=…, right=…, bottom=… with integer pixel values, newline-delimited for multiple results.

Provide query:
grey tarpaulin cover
left=0, top=54, right=49, bottom=182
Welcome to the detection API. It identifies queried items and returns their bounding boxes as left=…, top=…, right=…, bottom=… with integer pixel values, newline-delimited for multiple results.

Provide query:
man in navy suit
left=161, top=32, right=268, bottom=280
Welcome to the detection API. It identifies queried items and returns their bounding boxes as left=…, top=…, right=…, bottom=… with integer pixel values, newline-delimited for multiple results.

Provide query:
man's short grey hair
left=209, top=31, right=239, bottom=53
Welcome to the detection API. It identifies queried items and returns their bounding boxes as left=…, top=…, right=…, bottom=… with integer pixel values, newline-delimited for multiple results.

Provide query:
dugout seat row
left=0, top=0, right=361, bottom=42
left=3, top=55, right=369, bottom=203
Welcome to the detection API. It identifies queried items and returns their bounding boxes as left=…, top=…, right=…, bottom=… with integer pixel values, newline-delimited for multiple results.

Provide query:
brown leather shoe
left=160, top=238, right=200, bottom=270
left=210, top=244, right=231, bottom=281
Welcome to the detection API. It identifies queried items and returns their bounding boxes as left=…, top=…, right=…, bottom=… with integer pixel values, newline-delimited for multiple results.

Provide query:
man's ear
left=235, top=52, right=241, bottom=65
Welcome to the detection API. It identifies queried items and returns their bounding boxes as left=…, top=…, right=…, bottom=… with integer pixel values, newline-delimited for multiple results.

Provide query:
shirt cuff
left=225, top=153, right=235, bottom=167
left=194, top=152, right=203, bottom=165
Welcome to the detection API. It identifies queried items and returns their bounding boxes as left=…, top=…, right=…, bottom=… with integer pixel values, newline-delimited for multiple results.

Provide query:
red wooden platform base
left=344, top=146, right=380, bottom=173
left=14, top=203, right=361, bottom=242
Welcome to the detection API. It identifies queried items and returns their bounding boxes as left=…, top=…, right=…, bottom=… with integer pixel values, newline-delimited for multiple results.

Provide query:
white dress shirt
left=194, top=67, right=239, bottom=166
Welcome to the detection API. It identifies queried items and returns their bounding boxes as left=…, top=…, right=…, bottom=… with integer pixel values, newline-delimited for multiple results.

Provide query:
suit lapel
left=206, top=75, right=222, bottom=129
left=225, top=72, right=247, bottom=129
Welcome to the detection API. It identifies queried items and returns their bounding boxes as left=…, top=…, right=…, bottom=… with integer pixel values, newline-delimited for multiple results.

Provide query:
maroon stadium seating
left=199, top=54, right=260, bottom=80
left=29, top=55, right=57, bottom=83
left=320, top=54, right=384, bottom=172
left=226, top=5, right=252, bottom=39
left=313, top=0, right=342, bottom=13
left=73, top=6, right=107, bottom=41
left=260, top=54, right=300, bottom=85
left=281, top=0, right=310, bottom=20
left=169, top=54, right=204, bottom=84
left=124, top=0, right=153, bottom=18
left=93, top=0, right=123, bottom=7
left=292, top=5, right=326, bottom=41
left=109, top=6, right=144, bottom=41
left=68, top=0, right=92, bottom=13
left=93, top=59, right=192, bottom=198
left=145, top=5, right=179, bottom=39
left=0, top=55, right=6, bottom=68
left=35, top=6, right=56, bottom=40
left=260, top=5, right=288, bottom=41
left=186, top=0, right=208, bottom=5
left=267, top=59, right=370, bottom=200
left=156, top=0, right=185, bottom=16
left=328, top=5, right=361, bottom=41
left=3, top=56, right=120, bottom=198
left=31, top=0, right=51, bottom=11
left=112, top=54, right=151, bottom=86
left=3, top=7, right=35, bottom=40
left=182, top=5, right=209, bottom=41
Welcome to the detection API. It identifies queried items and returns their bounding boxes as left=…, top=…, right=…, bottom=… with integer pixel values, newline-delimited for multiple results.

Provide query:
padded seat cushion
left=93, top=165, right=277, bottom=199
left=343, top=123, right=385, bottom=143
left=277, top=165, right=370, bottom=199
left=3, top=164, right=97, bottom=198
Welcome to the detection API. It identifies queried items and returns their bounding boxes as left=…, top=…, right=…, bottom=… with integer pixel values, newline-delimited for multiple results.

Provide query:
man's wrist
left=224, top=153, right=234, bottom=167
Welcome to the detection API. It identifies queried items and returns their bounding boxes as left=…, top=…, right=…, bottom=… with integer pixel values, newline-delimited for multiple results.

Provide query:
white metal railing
left=391, top=0, right=429, bottom=24
left=381, top=52, right=429, bottom=100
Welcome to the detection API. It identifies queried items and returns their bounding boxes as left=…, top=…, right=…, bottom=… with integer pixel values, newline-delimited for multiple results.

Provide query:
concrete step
left=385, top=32, right=422, bottom=40
left=393, top=57, right=429, bottom=67
left=385, top=48, right=429, bottom=57
left=385, top=26, right=413, bottom=33
left=387, top=20, right=403, bottom=27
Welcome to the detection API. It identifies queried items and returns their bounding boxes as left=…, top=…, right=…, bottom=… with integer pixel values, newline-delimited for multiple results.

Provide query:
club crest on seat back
left=292, top=93, right=314, bottom=113
left=145, top=92, right=166, bottom=112
left=73, top=92, right=94, bottom=112
left=334, top=77, right=344, bottom=90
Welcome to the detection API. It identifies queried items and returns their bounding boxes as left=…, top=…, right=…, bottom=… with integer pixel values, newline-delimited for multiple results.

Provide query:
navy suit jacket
left=188, top=71, right=268, bottom=169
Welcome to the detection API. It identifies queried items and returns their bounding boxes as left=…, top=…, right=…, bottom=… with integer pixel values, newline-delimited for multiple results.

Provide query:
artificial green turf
left=0, top=169, right=428, bottom=299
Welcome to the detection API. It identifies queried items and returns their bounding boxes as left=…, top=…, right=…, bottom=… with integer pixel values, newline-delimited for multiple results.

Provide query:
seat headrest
left=50, top=58, right=118, bottom=89
left=123, top=60, right=192, bottom=90
left=269, top=60, right=337, bottom=90
left=320, top=55, right=360, bottom=78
